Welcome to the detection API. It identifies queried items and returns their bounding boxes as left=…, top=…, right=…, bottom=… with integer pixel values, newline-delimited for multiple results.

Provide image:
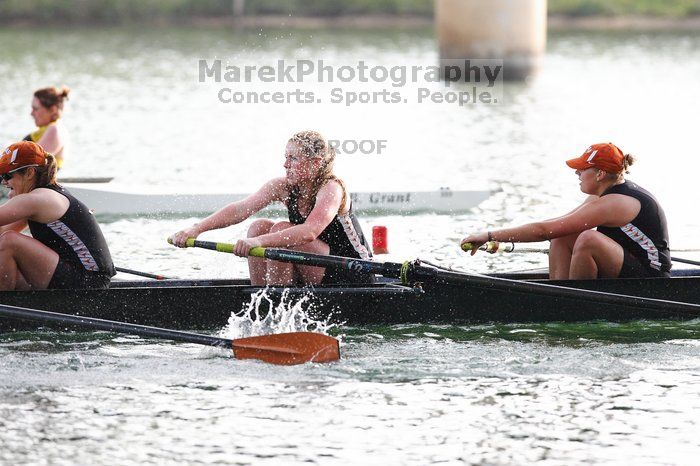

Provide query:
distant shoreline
left=548, top=14, right=700, bottom=31
left=6, top=14, right=700, bottom=31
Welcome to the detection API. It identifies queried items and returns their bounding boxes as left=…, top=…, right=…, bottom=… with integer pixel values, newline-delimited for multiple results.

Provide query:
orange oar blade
left=232, top=332, right=340, bottom=365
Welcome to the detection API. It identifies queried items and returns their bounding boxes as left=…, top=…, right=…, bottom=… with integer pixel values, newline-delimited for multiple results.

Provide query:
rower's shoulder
left=318, top=178, right=344, bottom=196
left=321, top=178, right=345, bottom=191
left=267, top=177, right=290, bottom=193
left=29, top=186, right=69, bottom=204
left=253, top=177, right=290, bottom=202
left=2, top=187, right=66, bottom=216
left=592, top=192, right=637, bottom=205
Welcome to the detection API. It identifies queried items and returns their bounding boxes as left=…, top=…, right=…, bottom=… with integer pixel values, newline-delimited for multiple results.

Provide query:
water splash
left=219, top=288, right=341, bottom=340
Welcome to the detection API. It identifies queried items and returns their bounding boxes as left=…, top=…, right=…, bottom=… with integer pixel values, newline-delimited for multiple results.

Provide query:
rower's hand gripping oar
left=0, top=304, right=340, bottom=365
left=173, top=238, right=700, bottom=318
left=171, top=237, right=413, bottom=283
left=461, top=241, right=543, bottom=254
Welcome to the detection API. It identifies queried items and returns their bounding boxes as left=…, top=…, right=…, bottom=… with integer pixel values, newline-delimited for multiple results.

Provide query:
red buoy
left=372, top=225, right=388, bottom=254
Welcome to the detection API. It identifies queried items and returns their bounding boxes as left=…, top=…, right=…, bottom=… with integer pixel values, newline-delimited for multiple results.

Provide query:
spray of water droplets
left=219, top=288, right=342, bottom=340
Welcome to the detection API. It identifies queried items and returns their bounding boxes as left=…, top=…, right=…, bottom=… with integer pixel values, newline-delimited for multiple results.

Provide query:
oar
left=115, top=267, right=173, bottom=280
left=0, top=303, right=340, bottom=365
left=669, top=257, right=700, bottom=267
left=175, top=238, right=700, bottom=318
left=461, top=241, right=700, bottom=267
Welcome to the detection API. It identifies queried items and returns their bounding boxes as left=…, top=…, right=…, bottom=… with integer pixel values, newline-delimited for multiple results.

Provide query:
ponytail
left=33, top=153, right=59, bottom=189
left=623, top=153, right=636, bottom=174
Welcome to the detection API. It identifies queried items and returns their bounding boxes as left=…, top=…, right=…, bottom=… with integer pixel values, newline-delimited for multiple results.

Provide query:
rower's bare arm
left=37, top=124, right=63, bottom=156
left=0, top=190, right=67, bottom=226
left=495, top=195, right=639, bottom=242
left=295, top=180, right=344, bottom=241
left=202, top=178, right=286, bottom=229
left=250, top=180, right=343, bottom=248
left=171, top=178, right=288, bottom=246
left=541, top=195, right=599, bottom=223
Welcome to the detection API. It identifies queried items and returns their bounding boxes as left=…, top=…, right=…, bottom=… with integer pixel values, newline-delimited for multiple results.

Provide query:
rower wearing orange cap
left=0, top=141, right=115, bottom=290
left=461, top=143, right=671, bottom=279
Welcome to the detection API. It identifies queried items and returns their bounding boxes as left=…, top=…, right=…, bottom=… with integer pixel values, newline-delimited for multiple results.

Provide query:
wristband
left=487, top=231, right=494, bottom=242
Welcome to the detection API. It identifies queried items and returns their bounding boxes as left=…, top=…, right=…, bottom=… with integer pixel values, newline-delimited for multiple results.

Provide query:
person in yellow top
left=24, top=86, right=70, bottom=169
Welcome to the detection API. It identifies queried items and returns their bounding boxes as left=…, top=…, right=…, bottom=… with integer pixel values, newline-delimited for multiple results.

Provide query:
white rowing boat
left=1, top=178, right=497, bottom=216
left=65, top=184, right=495, bottom=216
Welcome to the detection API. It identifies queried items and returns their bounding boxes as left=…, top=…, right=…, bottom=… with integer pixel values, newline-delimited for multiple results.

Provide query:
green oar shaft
left=185, top=239, right=402, bottom=276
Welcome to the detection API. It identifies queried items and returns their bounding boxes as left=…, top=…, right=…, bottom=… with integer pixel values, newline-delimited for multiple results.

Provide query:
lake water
left=1, top=26, right=700, bottom=464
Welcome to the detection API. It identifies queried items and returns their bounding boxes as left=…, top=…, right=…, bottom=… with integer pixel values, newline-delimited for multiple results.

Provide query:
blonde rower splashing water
left=171, top=130, right=373, bottom=286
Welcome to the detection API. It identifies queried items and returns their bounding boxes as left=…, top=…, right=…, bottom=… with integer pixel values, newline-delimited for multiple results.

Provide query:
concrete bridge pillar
left=435, top=0, right=547, bottom=80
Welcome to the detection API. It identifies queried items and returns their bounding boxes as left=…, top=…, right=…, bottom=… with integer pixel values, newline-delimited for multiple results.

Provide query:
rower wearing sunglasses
left=0, top=141, right=115, bottom=290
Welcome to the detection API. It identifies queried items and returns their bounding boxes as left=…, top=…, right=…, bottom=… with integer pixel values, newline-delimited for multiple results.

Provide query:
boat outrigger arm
left=179, top=238, right=700, bottom=318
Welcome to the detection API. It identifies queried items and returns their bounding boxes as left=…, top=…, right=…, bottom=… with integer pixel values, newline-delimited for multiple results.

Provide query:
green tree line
left=2, top=0, right=699, bottom=24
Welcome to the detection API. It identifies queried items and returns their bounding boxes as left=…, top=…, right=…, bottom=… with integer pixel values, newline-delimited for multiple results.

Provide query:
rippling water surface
left=1, top=26, right=700, bottom=464
left=3, top=325, right=700, bottom=464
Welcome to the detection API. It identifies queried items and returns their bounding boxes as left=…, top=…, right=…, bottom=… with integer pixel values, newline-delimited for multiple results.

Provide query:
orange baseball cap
left=0, top=141, right=47, bottom=175
left=566, top=143, right=625, bottom=173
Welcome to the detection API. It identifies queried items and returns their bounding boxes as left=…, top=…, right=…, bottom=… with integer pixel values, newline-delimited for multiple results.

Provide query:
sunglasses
left=1, top=167, right=30, bottom=182
left=0, top=164, right=40, bottom=183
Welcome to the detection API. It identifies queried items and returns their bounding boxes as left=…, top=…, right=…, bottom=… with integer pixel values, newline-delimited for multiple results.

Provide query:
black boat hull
left=1, top=273, right=700, bottom=331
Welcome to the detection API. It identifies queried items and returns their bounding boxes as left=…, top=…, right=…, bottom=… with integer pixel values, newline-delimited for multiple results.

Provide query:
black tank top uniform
left=28, top=185, right=116, bottom=289
left=597, top=181, right=671, bottom=278
left=286, top=182, right=374, bottom=284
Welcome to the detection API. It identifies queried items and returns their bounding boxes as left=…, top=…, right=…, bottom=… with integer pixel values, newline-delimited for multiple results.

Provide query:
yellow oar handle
left=168, top=237, right=267, bottom=258
left=461, top=242, right=476, bottom=251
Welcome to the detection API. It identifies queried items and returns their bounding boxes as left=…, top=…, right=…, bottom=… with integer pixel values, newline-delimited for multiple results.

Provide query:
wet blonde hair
left=289, top=130, right=346, bottom=211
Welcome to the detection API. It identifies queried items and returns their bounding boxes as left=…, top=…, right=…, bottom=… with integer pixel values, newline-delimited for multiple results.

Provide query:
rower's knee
left=572, top=230, right=605, bottom=254
left=0, top=231, right=21, bottom=251
left=269, top=221, right=293, bottom=234
left=247, top=219, right=274, bottom=238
